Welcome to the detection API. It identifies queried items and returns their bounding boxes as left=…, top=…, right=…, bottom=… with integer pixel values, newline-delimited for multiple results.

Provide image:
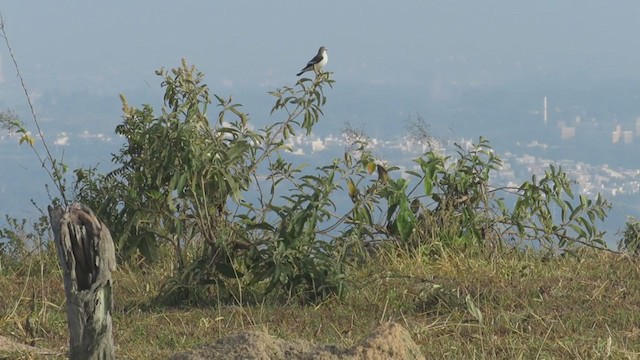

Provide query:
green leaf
left=166, top=194, right=176, bottom=212
left=569, top=224, right=587, bottom=239
left=347, top=178, right=357, bottom=203
left=423, top=176, right=433, bottom=196
left=569, top=204, right=584, bottom=221
left=367, top=162, right=376, bottom=175
left=169, top=171, right=180, bottom=191
left=19, top=134, right=35, bottom=146
left=176, top=172, right=188, bottom=196
left=396, top=200, right=416, bottom=242
left=465, top=295, right=483, bottom=324
left=580, top=194, right=590, bottom=207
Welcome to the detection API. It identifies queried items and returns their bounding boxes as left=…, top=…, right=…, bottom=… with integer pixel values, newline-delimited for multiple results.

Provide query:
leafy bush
left=404, top=138, right=611, bottom=250
left=0, top=214, right=56, bottom=272
left=618, top=217, right=640, bottom=255
left=69, top=60, right=612, bottom=305
left=74, top=60, right=348, bottom=303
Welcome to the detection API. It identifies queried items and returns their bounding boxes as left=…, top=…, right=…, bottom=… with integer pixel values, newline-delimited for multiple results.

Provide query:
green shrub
left=68, top=60, right=612, bottom=305
left=405, top=138, right=611, bottom=250
left=618, top=216, right=640, bottom=255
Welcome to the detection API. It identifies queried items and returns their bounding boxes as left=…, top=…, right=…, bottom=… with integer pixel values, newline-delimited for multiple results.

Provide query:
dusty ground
left=0, top=323, right=422, bottom=360
left=0, top=335, right=60, bottom=358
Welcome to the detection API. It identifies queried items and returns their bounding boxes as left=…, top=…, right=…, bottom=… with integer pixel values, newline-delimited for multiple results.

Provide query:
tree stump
left=48, top=203, right=116, bottom=360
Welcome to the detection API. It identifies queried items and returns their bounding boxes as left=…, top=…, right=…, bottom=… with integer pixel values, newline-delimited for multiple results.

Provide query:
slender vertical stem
left=0, top=12, right=68, bottom=205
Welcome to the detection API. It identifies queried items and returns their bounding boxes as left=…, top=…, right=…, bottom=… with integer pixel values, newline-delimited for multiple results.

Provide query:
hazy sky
left=2, top=1, right=640, bottom=235
left=2, top=1, right=639, bottom=96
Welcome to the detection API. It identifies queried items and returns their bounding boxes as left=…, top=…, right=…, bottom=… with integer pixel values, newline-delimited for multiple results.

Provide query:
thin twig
left=0, top=12, right=68, bottom=205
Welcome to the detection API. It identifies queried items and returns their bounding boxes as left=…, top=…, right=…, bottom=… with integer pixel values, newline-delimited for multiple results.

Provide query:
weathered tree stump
left=48, top=203, right=116, bottom=360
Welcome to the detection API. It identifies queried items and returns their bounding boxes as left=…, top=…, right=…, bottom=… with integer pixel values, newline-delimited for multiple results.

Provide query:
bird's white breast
left=316, top=51, right=328, bottom=70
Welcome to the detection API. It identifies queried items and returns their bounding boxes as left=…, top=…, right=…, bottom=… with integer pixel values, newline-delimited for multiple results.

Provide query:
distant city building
left=612, top=125, right=622, bottom=144
left=560, top=126, right=576, bottom=140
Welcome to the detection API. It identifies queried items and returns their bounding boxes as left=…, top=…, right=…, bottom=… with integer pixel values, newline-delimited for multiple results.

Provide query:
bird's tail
left=296, top=71, right=304, bottom=76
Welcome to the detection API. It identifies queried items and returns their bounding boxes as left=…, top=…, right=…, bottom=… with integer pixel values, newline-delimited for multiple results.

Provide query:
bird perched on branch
left=296, top=46, right=328, bottom=76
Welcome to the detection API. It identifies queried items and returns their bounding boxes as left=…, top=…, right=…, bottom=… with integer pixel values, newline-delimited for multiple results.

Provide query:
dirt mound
left=170, top=322, right=423, bottom=360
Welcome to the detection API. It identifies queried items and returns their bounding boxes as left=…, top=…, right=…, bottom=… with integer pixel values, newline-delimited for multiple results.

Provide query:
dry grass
left=1, top=245, right=640, bottom=359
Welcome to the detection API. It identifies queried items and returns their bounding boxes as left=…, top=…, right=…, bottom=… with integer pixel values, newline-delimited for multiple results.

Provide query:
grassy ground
left=1, top=245, right=640, bottom=359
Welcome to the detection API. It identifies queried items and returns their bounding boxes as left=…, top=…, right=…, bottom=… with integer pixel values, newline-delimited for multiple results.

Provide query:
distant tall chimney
left=0, top=55, right=4, bottom=84
left=543, top=96, right=548, bottom=124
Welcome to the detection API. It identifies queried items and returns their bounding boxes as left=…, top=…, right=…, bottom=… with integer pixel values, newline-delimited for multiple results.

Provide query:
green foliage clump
left=67, top=60, right=612, bottom=305
left=73, top=60, right=344, bottom=303
left=618, top=216, right=640, bottom=255
left=410, top=138, right=610, bottom=249
left=0, top=215, right=56, bottom=272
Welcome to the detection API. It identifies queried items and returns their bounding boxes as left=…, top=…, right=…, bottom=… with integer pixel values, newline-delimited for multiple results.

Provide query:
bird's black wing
left=306, top=53, right=324, bottom=66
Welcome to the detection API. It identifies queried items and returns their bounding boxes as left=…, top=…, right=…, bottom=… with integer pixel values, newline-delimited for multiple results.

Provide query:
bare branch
left=0, top=11, right=68, bottom=205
